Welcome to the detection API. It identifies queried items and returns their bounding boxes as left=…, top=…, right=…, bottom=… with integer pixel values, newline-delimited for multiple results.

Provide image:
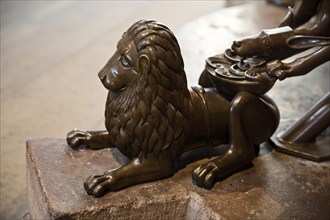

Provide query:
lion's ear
left=138, top=54, right=150, bottom=75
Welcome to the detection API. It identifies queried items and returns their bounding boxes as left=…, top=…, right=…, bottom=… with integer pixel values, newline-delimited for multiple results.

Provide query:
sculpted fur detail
left=67, top=20, right=279, bottom=197
left=104, top=20, right=190, bottom=160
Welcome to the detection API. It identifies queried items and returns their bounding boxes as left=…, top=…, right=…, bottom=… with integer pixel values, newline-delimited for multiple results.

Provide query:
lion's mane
left=105, top=20, right=191, bottom=160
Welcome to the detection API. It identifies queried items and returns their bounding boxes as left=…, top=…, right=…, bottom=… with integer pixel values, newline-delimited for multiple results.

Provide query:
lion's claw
left=192, top=162, right=218, bottom=188
left=84, top=172, right=117, bottom=197
left=66, top=129, right=91, bottom=148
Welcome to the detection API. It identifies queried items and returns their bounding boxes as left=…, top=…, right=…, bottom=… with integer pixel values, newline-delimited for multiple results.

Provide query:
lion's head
left=101, top=20, right=191, bottom=160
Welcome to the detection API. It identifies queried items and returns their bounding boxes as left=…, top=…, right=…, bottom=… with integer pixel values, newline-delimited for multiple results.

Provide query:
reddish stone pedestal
left=27, top=138, right=330, bottom=219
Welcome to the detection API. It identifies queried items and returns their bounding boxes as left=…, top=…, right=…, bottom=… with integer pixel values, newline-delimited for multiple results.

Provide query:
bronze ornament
left=67, top=0, right=329, bottom=197
left=67, top=20, right=279, bottom=197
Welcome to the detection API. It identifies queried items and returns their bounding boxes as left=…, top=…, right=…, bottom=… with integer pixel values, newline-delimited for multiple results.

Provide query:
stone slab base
left=27, top=138, right=330, bottom=219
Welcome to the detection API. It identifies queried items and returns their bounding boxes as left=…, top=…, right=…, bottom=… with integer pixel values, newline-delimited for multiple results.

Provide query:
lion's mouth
left=113, top=86, right=127, bottom=93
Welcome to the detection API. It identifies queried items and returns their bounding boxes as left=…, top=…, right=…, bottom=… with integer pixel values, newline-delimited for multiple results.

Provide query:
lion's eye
left=120, top=55, right=130, bottom=68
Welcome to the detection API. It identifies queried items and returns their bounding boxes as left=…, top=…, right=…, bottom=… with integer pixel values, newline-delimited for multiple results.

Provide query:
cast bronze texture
left=273, top=0, right=330, bottom=160
left=67, top=20, right=280, bottom=197
left=210, top=0, right=330, bottom=162
left=66, top=0, right=329, bottom=197
left=272, top=92, right=330, bottom=161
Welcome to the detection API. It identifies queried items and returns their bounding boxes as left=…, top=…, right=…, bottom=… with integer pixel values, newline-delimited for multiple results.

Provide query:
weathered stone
left=27, top=138, right=330, bottom=219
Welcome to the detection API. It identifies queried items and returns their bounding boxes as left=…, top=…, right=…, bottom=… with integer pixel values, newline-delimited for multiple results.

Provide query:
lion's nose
left=98, top=69, right=106, bottom=80
left=100, top=74, right=107, bottom=84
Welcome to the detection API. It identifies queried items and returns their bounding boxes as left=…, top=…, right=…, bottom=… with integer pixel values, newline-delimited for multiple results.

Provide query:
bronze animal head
left=98, top=20, right=188, bottom=96
left=231, top=26, right=295, bottom=60
left=102, top=20, right=191, bottom=160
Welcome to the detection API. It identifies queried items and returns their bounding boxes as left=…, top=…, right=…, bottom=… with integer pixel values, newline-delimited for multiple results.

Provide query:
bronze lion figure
left=67, top=20, right=279, bottom=197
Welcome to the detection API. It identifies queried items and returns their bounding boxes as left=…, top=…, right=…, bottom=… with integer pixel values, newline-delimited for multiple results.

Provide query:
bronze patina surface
left=67, top=20, right=279, bottom=197
left=66, top=0, right=329, bottom=198
left=270, top=0, right=330, bottom=160
left=199, top=0, right=330, bottom=161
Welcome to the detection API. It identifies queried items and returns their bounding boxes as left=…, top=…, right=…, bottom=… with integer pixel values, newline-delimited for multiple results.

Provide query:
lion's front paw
left=66, top=129, right=91, bottom=148
left=84, top=170, right=118, bottom=197
left=192, top=162, right=219, bottom=188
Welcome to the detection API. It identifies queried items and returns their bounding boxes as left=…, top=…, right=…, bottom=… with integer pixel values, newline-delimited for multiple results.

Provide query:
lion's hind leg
left=192, top=92, right=279, bottom=188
